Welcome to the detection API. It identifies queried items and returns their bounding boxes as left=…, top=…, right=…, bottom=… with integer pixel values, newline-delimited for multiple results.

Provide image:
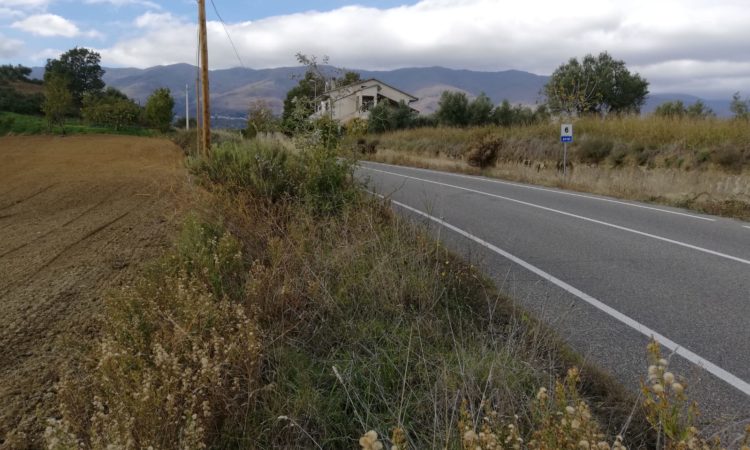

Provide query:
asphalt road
left=357, top=161, right=750, bottom=433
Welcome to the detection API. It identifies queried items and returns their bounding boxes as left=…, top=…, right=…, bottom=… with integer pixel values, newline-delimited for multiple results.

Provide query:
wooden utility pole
left=198, top=0, right=211, bottom=155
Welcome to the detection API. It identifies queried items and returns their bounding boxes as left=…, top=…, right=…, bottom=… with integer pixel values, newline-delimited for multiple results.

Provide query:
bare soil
left=0, top=135, right=186, bottom=448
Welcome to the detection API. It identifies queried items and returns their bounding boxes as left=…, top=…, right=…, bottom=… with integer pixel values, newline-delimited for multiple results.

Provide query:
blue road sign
left=561, top=136, right=573, bottom=143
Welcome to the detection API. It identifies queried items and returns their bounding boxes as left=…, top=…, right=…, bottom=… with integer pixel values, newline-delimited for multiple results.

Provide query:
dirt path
left=0, top=135, right=187, bottom=448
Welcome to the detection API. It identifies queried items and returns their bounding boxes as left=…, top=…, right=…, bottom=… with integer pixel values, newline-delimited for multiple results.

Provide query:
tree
left=0, top=64, right=33, bottom=82
left=42, top=73, right=73, bottom=132
left=544, top=52, right=648, bottom=116
left=730, top=92, right=749, bottom=120
left=81, top=88, right=141, bottom=130
left=144, top=88, right=175, bottom=132
left=436, top=91, right=470, bottom=126
left=654, top=100, right=714, bottom=119
left=44, top=47, right=105, bottom=109
left=281, top=53, right=361, bottom=134
left=368, top=101, right=416, bottom=133
left=467, top=93, right=494, bottom=126
left=246, top=100, right=278, bottom=138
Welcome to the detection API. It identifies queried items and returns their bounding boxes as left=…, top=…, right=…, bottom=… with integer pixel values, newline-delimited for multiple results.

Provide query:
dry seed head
left=672, top=382, right=684, bottom=395
left=652, top=383, right=664, bottom=394
left=663, top=372, right=675, bottom=384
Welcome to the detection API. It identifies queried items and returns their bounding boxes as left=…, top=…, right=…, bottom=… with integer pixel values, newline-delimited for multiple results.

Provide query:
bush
left=578, top=137, right=614, bottom=164
left=190, top=139, right=357, bottom=215
left=466, top=134, right=503, bottom=168
left=0, top=115, right=15, bottom=134
left=711, top=145, right=746, bottom=172
left=355, top=137, right=379, bottom=154
left=46, top=219, right=261, bottom=449
left=144, top=88, right=175, bottom=132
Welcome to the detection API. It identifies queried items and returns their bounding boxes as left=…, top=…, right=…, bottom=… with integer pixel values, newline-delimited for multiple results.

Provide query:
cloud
left=12, top=13, right=103, bottom=38
left=100, top=0, right=750, bottom=96
left=0, top=7, right=25, bottom=19
left=3, top=0, right=50, bottom=7
left=85, top=0, right=162, bottom=10
left=0, top=33, right=24, bottom=58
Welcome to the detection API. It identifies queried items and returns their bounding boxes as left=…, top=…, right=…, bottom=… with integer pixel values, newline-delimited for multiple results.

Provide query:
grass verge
left=346, top=117, right=750, bottom=221
left=0, top=111, right=157, bottom=137
left=45, top=138, right=749, bottom=449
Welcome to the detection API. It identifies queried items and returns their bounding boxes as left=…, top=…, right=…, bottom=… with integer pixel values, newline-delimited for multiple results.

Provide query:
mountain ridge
left=28, top=64, right=733, bottom=120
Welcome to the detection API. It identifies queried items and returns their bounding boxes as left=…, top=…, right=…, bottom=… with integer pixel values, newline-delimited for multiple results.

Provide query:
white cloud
left=85, top=0, right=161, bottom=10
left=100, top=0, right=750, bottom=96
left=0, top=33, right=24, bottom=58
left=11, top=13, right=103, bottom=38
left=0, top=7, right=25, bottom=19
left=3, top=0, right=50, bottom=7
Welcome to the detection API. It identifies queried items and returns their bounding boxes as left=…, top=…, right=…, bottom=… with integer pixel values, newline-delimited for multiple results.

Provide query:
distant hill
left=29, top=65, right=733, bottom=121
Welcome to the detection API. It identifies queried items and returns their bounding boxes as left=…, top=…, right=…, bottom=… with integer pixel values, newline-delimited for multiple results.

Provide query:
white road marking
left=362, top=161, right=715, bottom=222
left=373, top=192, right=750, bottom=397
left=364, top=166, right=750, bottom=267
left=744, top=226, right=750, bottom=230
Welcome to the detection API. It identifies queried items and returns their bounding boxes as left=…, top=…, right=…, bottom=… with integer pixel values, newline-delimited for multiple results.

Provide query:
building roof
left=322, top=78, right=418, bottom=102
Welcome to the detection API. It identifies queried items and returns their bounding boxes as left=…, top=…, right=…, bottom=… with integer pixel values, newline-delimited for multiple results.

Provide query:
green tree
left=0, top=64, right=33, bottom=82
left=653, top=100, right=686, bottom=118
left=42, top=73, right=73, bottom=132
left=281, top=53, right=361, bottom=134
left=468, top=93, right=494, bottom=125
left=81, top=88, right=141, bottom=130
left=367, top=100, right=416, bottom=133
left=44, top=47, right=105, bottom=109
left=246, top=100, right=278, bottom=138
left=144, top=88, right=175, bottom=132
left=436, top=91, right=470, bottom=126
left=685, top=100, right=714, bottom=119
left=730, top=92, right=749, bottom=120
left=545, top=52, right=648, bottom=116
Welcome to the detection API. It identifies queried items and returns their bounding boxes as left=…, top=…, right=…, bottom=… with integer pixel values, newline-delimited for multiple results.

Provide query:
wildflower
left=571, top=419, right=581, bottom=429
left=663, top=372, right=674, bottom=384
left=566, top=406, right=576, bottom=415
left=536, top=387, right=548, bottom=401
left=671, top=382, right=684, bottom=395
left=658, top=358, right=668, bottom=367
left=579, top=440, right=590, bottom=449
left=463, top=430, right=479, bottom=446
left=652, top=383, right=664, bottom=394
left=360, top=430, right=384, bottom=450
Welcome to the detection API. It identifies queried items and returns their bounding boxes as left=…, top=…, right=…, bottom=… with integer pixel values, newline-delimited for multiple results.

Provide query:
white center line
left=362, top=161, right=715, bottom=222
left=373, top=192, right=750, bottom=397
left=744, top=226, right=750, bottom=230
left=363, top=166, right=750, bottom=266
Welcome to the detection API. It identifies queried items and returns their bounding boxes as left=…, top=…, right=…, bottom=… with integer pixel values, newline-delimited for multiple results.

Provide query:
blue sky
left=1, top=0, right=749, bottom=97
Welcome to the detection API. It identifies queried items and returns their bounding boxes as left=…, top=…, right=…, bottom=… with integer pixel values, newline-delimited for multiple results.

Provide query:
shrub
left=466, top=134, right=503, bottom=168
left=0, top=115, right=15, bottom=134
left=144, top=88, right=175, bottom=132
left=711, top=145, right=746, bottom=172
left=578, top=137, right=614, bottom=164
left=46, top=220, right=261, bottom=449
left=355, top=137, right=379, bottom=154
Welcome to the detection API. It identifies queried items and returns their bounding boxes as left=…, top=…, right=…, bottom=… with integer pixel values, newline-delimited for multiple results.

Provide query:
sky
left=1, top=0, right=749, bottom=98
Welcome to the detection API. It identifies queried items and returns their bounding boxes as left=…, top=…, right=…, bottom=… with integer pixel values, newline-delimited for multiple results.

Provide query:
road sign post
left=560, top=124, right=573, bottom=177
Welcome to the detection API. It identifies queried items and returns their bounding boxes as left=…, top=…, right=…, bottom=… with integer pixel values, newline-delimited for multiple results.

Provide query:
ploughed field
left=0, top=135, right=185, bottom=447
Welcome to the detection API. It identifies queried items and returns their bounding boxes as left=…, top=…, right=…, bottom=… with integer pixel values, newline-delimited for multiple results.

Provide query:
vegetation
left=0, top=64, right=44, bottom=115
left=0, top=111, right=156, bottom=136
left=653, top=100, right=715, bottom=119
left=44, top=47, right=105, bottom=109
left=144, top=87, right=175, bottom=132
left=544, top=52, right=649, bottom=116
left=42, top=73, right=74, bottom=132
left=731, top=92, right=749, bottom=120
left=245, top=99, right=278, bottom=138
left=81, top=88, right=141, bottom=130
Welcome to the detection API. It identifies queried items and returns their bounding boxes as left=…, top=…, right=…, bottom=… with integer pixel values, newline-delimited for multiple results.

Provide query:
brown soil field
left=0, top=135, right=187, bottom=448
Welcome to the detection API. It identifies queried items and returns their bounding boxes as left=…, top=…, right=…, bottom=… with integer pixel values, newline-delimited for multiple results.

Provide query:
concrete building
left=311, top=78, right=418, bottom=123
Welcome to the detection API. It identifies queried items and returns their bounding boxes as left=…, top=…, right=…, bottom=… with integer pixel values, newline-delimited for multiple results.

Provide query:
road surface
left=357, top=160, right=750, bottom=434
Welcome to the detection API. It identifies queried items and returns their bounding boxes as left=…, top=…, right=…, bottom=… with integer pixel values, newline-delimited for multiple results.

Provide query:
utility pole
left=198, top=0, right=211, bottom=156
left=185, top=84, right=189, bottom=131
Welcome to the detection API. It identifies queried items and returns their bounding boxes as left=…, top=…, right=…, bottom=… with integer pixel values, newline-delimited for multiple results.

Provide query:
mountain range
left=30, top=64, right=734, bottom=123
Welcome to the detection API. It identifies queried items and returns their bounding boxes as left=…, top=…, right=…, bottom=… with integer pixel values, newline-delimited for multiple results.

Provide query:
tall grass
left=350, top=117, right=750, bottom=219
left=0, top=111, right=156, bottom=136
left=46, top=137, right=749, bottom=449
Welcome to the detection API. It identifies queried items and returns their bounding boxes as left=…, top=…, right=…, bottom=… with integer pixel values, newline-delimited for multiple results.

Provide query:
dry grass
left=356, top=117, right=750, bottom=220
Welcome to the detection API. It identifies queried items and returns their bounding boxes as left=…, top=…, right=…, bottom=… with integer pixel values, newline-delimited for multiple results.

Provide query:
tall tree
left=545, top=52, right=648, bottom=116
left=730, top=92, right=749, bottom=120
left=42, top=73, right=73, bottom=133
left=45, top=47, right=105, bottom=108
left=435, top=91, right=470, bottom=126
left=144, top=88, right=175, bottom=132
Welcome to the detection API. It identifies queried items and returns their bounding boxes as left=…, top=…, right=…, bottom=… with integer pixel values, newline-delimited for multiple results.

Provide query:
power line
left=208, top=0, right=246, bottom=69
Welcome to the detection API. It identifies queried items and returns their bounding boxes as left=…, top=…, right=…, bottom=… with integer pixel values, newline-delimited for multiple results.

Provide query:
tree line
left=1, top=47, right=176, bottom=133
left=273, top=51, right=749, bottom=137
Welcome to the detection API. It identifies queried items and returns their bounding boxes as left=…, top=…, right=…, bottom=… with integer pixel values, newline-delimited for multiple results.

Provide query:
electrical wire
left=208, top=0, right=246, bottom=69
